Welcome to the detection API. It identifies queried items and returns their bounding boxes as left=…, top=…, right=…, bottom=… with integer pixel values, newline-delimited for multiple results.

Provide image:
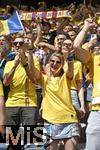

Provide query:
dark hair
left=7, top=6, right=15, bottom=14
left=42, top=20, right=51, bottom=27
left=0, top=35, right=11, bottom=42
left=57, top=32, right=70, bottom=39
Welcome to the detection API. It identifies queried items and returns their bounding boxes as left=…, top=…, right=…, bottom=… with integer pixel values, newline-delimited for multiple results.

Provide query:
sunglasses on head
left=50, top=60, right=61, bottom=64
left=14, top=41, right=24, bottom=46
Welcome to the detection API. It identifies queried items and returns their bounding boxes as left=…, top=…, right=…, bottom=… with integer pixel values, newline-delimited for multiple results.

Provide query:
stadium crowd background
left=0, top=0, right=100, bottom=150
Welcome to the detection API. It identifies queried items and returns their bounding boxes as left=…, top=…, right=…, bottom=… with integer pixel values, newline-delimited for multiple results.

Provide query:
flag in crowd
left=0, top=11, right=24, bottom=35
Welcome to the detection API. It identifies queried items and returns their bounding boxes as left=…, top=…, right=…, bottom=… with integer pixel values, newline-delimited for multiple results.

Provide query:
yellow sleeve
left=33, top=56, right=40, bottom=71
left=3, top=62, right=12, bottom=77
left=0, top=80, right=4, bottom=97
left=86, top=55, right=94, bottom=81
left=82, top=43, right=89, bottom=50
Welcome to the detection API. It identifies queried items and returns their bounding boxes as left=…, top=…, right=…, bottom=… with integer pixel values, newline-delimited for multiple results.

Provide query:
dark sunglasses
left=62, top=43, right=72, bottom=47
left=50, top=60, right=61, bottom=64
left=14, top=41, right=24, bottom=46
left=69, top=34, right=76, bottom=36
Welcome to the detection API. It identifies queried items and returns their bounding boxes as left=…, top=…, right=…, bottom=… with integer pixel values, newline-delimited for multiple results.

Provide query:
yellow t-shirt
left=82, top=42, right=89, bottom=50
left=87, top=54, right=100, bottom=110
left=63, top=60, right=82, bottom=90
left=0, top=80, right=4, bottom=97
left=82, top=43, right=94, bottom=82
left=4, top=56, right=40, bottom=107
left=40, top=73, right=78, bottom=124
left=92, top=55, right=100, bottom=98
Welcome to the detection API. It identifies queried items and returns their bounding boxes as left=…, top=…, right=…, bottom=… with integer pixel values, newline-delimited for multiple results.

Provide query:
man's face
left=13, top=37, right=24, bottom=52
left=63, top=25, right=73, bottom=33
left=68, top=31, right=77, bottom=41
left=56, top=34, right=66, bottom=49
left=62, top=39, right=73, bottom=57
left=42, top=23, right=51, bottom=33
left=0, top=36, right=10, bottom=59
left=0, top=36, right=9, bottom=48
left=93, top=44, right=100, bottom=54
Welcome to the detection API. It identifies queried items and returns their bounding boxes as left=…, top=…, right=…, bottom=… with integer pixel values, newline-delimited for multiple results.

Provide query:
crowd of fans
left=0, top=1, right=100, bottom=150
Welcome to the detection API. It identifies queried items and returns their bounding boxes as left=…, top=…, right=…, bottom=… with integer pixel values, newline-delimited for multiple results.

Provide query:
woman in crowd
left=22, top=48, right=80, bottom=150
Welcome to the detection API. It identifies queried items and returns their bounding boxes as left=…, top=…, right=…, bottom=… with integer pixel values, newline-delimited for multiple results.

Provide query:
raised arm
left=77, top=81, right=86, bottom=117
left=74, top=18, right=96, bottom=48
left=38, top=41, right=59, bottom=51
left=73, top=19, right=96, bottom=64
left=34, top=18, right=42, bottom=47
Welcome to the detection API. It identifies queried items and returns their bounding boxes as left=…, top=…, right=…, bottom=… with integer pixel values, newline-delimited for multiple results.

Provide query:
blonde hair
left=49, top=52, right=64, bottom=64
left=46, top=52, right=64, bottom=77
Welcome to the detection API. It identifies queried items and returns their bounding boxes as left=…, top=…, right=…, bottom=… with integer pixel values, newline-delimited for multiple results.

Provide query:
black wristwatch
left=23, top=63, right=28, bottom=68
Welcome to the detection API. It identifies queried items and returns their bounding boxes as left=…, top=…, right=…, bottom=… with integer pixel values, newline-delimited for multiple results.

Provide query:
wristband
left=66, top=55, right=74, bottom=61
left=23, top=63, right=28, bottom=68
left=28, top=48, right=34, bottom=51
left=28, top=49, right=33, bottom=50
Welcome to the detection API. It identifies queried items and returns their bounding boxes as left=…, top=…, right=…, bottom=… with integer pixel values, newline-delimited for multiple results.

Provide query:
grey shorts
left=43, top=122, right=80, bottom=140
left=85, top=111, right=100, bottom=150
left=6, top=107, right=37, bottom=126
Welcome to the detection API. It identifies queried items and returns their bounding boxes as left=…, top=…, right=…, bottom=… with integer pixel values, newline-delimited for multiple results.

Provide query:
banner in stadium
left=20, top=10, right=72, bottom=20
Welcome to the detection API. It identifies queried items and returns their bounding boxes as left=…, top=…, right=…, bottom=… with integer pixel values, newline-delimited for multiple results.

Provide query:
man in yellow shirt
left=3, top=36, right=40, bottom=126
left=74, top=18, right=100, bottom=150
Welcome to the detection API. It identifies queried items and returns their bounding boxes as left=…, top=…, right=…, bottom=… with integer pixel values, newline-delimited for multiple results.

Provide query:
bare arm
left=74, top=19, right=96, bottom=48
left=66, top=60, right=74, bottom=79
left=73, top=19, right=96, bottom=64
left=74, top=26, right=89, bottom=48
left=77, top=80, right=86, bottom=117
left=34, top=19, right=42, bottom=47
left=38, top=41, right=59, bottom=51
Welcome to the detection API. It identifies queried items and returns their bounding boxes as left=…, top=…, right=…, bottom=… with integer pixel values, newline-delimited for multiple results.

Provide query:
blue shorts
left=71, top=90, right=80, bottom=111
left=43, top=122, right=80, bottom=140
